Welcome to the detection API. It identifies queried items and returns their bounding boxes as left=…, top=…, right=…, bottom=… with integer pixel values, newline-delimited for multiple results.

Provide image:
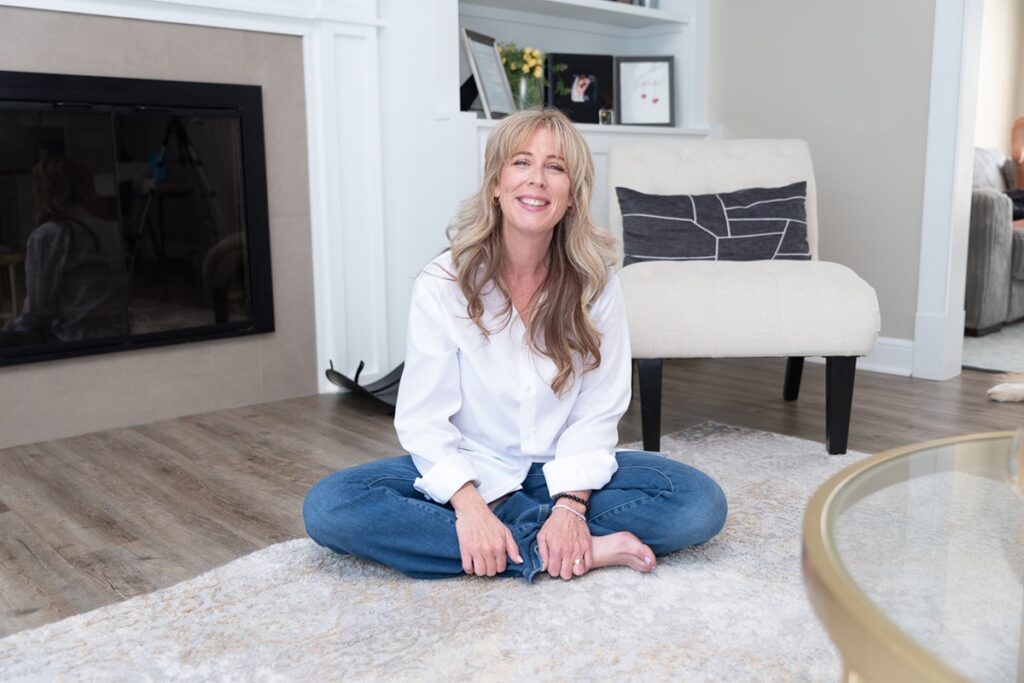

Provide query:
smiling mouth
left=518, top=197, right=550, bottom=208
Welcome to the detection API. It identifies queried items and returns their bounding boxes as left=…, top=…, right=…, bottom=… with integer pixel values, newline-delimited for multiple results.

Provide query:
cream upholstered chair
left=608, top=139, right=880, bottom=454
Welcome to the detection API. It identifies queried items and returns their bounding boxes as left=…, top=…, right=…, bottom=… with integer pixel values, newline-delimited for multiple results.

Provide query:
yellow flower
left=511, top=61, right=520, bottom=70
left=522, top=64, right=530, bottom=73
left=533, top=66, right=543, bottom=79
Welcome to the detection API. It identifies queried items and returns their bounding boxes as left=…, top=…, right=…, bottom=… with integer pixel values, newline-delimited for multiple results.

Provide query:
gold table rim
left=802, top=430, right=1014, bottom=682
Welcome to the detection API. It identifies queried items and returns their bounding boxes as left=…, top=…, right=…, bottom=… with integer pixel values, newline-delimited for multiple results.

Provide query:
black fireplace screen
left=0, top=72, right=273, bottom=365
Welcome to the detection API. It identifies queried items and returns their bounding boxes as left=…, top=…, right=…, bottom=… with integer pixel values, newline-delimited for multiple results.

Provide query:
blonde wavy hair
left=445, top=108, right=619, bottom=396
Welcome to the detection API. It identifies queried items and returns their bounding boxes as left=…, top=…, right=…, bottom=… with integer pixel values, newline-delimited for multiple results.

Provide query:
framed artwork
left=461, top=29, right=516, bottom=119
left=614, top=56, right=675, bottom=126
left=545, top=53, right=613, bottom=124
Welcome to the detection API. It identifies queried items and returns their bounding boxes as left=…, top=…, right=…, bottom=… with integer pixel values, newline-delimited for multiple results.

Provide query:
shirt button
left=525, top=385, right=534, bottom=396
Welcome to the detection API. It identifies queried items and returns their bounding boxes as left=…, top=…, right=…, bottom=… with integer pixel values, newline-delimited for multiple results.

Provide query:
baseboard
left=806, top=336, right=914, bottom=377
left=858, top=337, right=914, bottom=376
left=912, top=310, right=966, bottom=380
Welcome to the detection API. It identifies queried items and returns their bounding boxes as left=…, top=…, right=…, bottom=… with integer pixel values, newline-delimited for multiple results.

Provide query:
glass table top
left=805, top=433, right=1024, bottom=682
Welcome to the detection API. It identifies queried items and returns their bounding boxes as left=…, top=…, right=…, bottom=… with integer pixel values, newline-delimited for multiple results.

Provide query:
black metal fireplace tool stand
left=326, top=360, right=404, bottom=411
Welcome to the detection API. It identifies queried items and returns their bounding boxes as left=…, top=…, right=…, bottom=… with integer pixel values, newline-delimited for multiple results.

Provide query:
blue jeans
left=303, top=451, right=727, bottom=583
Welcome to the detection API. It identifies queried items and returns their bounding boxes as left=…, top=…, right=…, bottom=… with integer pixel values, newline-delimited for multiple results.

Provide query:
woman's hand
left=538, top=499, right=593, bottom=580
left=450, top=483, right=522, bottom=577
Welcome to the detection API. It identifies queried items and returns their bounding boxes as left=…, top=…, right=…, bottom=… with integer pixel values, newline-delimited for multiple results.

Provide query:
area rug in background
left=0, top=423, right=865, bottom=681
left=962, top=320, right=1024, bottom=372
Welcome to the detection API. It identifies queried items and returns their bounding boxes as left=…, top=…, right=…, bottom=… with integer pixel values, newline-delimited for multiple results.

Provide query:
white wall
left=709, top=0, right=936, bottom=342
left=974, top=0, right=1022, bottom=153
left=1020, top=22, right=1024, bottom=126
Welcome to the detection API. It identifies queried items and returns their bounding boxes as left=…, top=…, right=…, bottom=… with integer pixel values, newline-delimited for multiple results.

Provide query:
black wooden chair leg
left=825, top=356, right=857, bottom=455
left=783, top=356, right=804, bottom=401
left=638, top=358, right=663, bottom=452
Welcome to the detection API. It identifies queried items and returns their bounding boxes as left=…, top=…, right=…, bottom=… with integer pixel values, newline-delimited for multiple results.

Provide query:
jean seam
left=366, top=474, right=415, bottom=487
left=526, top=544, right=544, bottom=583
left=588, top=466, right=675, bottom=523
left=374, top=482, right=455, bottom=524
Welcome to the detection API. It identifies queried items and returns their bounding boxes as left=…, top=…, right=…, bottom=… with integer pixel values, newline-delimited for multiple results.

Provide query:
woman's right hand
left=450, top=483, right=523, bottom=576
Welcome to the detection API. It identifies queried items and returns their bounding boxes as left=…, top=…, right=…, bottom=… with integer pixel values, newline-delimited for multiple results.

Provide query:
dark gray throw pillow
left=615, top=182, right=810, bottom=266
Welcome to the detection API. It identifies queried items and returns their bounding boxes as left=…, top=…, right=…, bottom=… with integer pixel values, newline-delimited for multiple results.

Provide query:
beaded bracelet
left=551, top=492, right=589, bottom=512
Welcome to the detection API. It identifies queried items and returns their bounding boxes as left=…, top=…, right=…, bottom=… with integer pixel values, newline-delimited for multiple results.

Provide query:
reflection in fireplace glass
left=0, top=107, right=250, bottom=349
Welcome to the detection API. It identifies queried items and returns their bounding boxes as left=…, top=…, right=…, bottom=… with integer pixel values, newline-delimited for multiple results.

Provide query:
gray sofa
left=965, top=148, right=1023, bottom=336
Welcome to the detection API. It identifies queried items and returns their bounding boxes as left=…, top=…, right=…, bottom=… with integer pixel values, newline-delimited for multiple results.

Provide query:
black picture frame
left=461, top=29, right=516, bottom=119
left=614, top=56, right=675, bottom=126
left=545, top=53, right=613, bottom=124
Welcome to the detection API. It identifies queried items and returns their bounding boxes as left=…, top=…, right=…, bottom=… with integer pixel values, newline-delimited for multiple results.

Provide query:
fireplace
left=0, top=70, right=273, bottom=366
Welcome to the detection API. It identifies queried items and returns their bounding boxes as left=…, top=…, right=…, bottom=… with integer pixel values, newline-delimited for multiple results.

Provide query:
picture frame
left=545, top=53, right=614, bottom=124
left=614, top=56, right=675, bottom=126
left=461, top=29, right=516, bottom=119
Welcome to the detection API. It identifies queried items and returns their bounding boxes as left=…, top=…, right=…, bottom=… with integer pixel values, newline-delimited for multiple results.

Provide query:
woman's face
left=493, top=127, right=573, bottom=243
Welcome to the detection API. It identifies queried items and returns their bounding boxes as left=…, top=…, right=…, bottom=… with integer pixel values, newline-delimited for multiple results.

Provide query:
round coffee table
left=803, top=432, right=1023, bottom=682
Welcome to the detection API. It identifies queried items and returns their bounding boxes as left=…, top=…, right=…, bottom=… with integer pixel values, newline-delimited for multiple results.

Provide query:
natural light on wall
left=973, top=0, right=1024, bottom=153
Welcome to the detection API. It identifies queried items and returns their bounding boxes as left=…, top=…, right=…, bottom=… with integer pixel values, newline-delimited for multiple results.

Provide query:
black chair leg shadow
left=638, top=358, right=663, bottom=452
left=825, top=356, right=857, bottom=455
left=326, top=360, right=404, bottom=412
left=784, top=356, right=804, bottom=401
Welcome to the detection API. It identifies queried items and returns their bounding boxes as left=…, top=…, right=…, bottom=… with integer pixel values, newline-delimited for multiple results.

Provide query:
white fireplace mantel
left=1, top=0, right=393, bottom=393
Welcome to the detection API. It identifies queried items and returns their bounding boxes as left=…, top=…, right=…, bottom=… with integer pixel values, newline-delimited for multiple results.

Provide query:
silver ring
left=573, top=558, right=582, bottom=567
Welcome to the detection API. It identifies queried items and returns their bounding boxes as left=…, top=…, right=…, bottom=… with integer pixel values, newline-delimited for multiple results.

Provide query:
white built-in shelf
left=474, top=118, right=710, bottom=137
left=573, top=121, right=709, bottom=136
left=460, top=0, right=690, bottom=30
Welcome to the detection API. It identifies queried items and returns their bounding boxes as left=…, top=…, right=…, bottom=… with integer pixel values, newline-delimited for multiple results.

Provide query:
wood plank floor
left=2, top=358, right=1022, bottom=638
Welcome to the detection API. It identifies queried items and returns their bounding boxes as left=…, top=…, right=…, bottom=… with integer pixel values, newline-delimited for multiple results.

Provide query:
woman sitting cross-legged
left=303, top=108, right=727, bottom=582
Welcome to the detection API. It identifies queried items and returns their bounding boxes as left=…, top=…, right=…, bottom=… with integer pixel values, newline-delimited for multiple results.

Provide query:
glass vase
left=513, top=76, right=543, bottom=111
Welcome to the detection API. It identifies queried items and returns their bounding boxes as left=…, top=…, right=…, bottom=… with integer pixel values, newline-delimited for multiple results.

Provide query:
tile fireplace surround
left=0, top=3, right=332, bottom=448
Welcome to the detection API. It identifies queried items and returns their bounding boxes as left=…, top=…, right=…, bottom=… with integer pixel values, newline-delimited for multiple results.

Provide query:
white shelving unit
left=461, top=0, right=691, bottom=30
left=447, top=0, right=713, bottom=226
left=456, top=0, right=707, bottom=130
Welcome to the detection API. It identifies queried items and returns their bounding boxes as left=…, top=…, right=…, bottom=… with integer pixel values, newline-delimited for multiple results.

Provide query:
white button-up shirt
left=394, top=252, right=631, bottom=504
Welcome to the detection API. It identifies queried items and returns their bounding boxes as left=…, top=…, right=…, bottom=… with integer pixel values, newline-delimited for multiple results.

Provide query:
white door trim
left=912, top=0, right=983, bottom=380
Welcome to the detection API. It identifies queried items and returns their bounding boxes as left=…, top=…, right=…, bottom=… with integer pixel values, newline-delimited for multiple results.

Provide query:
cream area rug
left=0, top=423, right=865, bottom=681
left=963, top=319, right=1024, bottom=372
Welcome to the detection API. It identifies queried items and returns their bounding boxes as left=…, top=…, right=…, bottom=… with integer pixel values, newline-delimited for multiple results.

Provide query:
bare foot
left=591, top=532, right=656, bottom=573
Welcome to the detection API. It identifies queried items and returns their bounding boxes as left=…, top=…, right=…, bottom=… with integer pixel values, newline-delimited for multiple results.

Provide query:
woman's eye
left=548, top=164, right=566, bottom=173
left=513, top=159, right=529, bottom=167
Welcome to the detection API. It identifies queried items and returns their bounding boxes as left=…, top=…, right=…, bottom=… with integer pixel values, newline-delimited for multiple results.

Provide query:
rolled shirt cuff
left=542, top=449, right=619, bottom=497
left=412, top=451, right=480, bottom=504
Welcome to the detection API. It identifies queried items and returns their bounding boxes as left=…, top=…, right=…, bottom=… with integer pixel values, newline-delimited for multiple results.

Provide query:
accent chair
left=608, top=139, right=880, bottom=454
